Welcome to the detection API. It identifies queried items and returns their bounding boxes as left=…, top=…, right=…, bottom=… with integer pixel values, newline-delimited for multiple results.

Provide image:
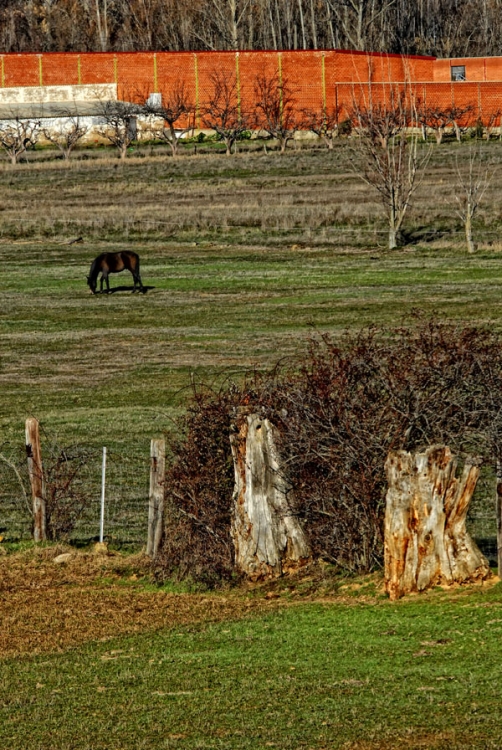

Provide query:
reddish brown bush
left=155, top=320, right=502, bottom=583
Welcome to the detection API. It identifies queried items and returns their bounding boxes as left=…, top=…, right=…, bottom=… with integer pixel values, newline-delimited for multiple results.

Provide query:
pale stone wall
left=0, top=84, right=117, bottom=105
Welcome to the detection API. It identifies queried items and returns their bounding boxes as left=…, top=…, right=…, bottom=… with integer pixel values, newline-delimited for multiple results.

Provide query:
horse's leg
left=130, top=269, right=137, bottom=292
left=134, top=271, right=144, bottom=292
left=133, top=260, right=144, bottom=292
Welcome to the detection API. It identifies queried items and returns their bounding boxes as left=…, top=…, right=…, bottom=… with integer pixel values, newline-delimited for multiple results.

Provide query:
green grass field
left=2, top=580, right=502, bottom=749
left=2, top=141, right=502, bottom=749
left=2, top=142, right=502, bottom=454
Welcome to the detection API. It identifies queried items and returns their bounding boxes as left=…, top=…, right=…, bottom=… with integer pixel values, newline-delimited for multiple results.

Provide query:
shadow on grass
left=96, top=285, right=155, bottom=295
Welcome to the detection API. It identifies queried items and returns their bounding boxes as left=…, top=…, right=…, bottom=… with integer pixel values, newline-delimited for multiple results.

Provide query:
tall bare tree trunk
left=384, top=445, right=491, bottom=601
left=298, top=0, right=307, bottom=49
left=230, top=412, right=311, bottom=579
left=465, top=209, right=476, bottom=253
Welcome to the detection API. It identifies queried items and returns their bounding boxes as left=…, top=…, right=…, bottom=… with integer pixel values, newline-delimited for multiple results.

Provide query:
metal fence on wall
left=2, top=50, right=502, bottom=126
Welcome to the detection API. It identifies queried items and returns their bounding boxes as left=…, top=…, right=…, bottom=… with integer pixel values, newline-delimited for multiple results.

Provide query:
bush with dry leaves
left=155, top=320, right=502, bottom=584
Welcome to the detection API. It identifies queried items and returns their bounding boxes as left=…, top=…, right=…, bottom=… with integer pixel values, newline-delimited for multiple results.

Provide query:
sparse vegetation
left=2, top=139, right=502, bottom=750
left=1, top=547, right=502, bottom=750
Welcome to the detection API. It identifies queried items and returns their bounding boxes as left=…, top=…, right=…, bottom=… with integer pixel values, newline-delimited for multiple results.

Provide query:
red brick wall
left=2, top=50, right=502, bottom=124
left=433, top=56, right=502, bottom=82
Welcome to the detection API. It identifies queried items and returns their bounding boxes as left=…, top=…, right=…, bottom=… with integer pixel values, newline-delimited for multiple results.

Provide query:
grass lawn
left=1, top=571, right=502, bottom=750
left=2, top=140, right=502, bottom=748
left=2, top=142, right=502, bottom=455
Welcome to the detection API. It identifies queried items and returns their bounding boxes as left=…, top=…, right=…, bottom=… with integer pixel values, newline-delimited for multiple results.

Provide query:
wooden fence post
left=496, top=460, right=502, bottom=578
left=147, top=438, right=165, bottom=557
left=25, top=417, right=46, bottom=542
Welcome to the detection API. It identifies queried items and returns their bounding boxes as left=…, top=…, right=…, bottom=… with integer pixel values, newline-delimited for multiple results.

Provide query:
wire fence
left=0, top=442, right=151, bottom=549
left=1, top=437, right=499, bottom=566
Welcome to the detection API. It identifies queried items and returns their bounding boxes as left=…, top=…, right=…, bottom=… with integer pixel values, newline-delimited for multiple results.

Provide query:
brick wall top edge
left=438, top=56, right=502, bottom=62
left=0, top=49, right=437, bottom=61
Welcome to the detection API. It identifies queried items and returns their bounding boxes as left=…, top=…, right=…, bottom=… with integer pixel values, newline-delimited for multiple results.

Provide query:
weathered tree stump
left=384, top=445, right=491, bottom=600
left=230, top=412, right=311, bottom=579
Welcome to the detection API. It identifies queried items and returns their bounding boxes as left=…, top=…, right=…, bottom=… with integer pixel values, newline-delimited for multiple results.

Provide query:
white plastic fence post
left=99, top=447, right=107, bottom=543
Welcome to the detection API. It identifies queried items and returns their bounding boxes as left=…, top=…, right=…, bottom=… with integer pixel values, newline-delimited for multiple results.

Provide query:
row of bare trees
left=0, top=76, right=494, bottom=254
left=1, top=0, right=500, bottom=58
left=350, top=90, right=494, bottom=251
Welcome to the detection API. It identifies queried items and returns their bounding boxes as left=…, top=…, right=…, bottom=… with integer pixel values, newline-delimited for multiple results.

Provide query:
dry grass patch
left=0, top=546, right=281, bottom=658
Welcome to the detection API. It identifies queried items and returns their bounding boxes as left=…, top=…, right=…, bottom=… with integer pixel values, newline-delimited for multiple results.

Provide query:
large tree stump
left=384, top=445, right=491, bottom=600
left=230, top=412, right=311, bottom=579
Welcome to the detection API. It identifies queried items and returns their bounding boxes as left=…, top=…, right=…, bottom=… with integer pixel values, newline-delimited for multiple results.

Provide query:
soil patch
left=0, top=546, right=277, bottom=659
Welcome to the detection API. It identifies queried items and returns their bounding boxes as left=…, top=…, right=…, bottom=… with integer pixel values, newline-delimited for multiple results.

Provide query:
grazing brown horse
left=87, top=251, right=144, bottom=294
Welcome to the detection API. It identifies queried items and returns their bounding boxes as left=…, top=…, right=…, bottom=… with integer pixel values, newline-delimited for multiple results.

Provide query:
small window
left=451, top=65, right=466, bottom=82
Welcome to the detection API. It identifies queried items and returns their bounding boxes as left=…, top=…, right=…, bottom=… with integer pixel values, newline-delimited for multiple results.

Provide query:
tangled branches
left=156, top=320, right=502, bottom=583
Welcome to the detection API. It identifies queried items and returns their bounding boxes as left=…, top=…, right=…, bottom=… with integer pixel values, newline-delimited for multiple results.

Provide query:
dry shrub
left=155, top=385, right=243, bottom=586
left=155, top=320, right=502, bottom=583
left=44, top=444, right=96, bottom=541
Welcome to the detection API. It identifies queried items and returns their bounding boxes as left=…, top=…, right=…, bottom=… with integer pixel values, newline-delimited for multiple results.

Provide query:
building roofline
left=0, top=49, right=437, bottom=61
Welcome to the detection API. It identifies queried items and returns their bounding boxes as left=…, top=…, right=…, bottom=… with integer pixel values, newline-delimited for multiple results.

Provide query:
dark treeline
left=1, top=0, right=500, bottom=58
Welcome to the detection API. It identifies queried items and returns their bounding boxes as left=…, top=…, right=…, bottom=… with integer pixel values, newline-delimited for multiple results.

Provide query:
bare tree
left=3, top=0, right=502, bottom=56
left=143, top=81, right=195, bottom=156
left=483, top=108, right=502, bottom=140
left=351, top=89, right=431, bottom=249
left=94, top=0, right=110, bottom=51
left=417, top=101, right=475, bottom=144
left=95, top=100, right=140, bottom=159
left=201, top=70, right=249, bottom=155
left=302, top=102, right=342, bottom=149
left=254, top=71, right=301, bottom=153
left=41, top=110, right=88, bottom=160
left=453, top=143, right=494, bottom=254
left=447, top=104, right=475, bottom=142
left=0, top=114, right=41, bottom=165
left=195, top=0, right=252, bottom=50
left=416, top=100, right=452, bottom=144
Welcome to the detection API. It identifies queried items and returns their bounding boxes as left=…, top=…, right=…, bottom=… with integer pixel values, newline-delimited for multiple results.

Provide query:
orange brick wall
left=2, top=50, right=502, bottom=123
left=433, top=56, right=502, bottom=82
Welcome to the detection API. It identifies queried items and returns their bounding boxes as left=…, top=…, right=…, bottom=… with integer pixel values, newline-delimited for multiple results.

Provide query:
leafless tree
left=483, top=108, right=502, bottom=140
left=0, top=114, right=41, bottom=165
left=415, top=101, right=451, bottom=144
left=95, top=100, right=140, bottom=159
left=452, top=143, right=494, bottom=254
left=3, top=0, right=502, bottom=57
left=445, top=104, right=474, bottom=142
left=41, top=110, right=88, bottom=160
left=351, top=89, right=432, bottom=249
left=417, top=102, right=475, bottom=144
left=201, top=70, right=249, bottom=155
left=195, top=0, right=252, bottom=50
left=254, top=71, right=301, bottom=153
left=143, top=81, right=195, bottom=156
left=302, top=102, right=342, bottom=149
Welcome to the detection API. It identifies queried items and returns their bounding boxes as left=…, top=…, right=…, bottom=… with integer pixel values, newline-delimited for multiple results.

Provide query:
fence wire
left=0, top=442, right=150, bottom=549
left=0, top=441, right=499, bottom=563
